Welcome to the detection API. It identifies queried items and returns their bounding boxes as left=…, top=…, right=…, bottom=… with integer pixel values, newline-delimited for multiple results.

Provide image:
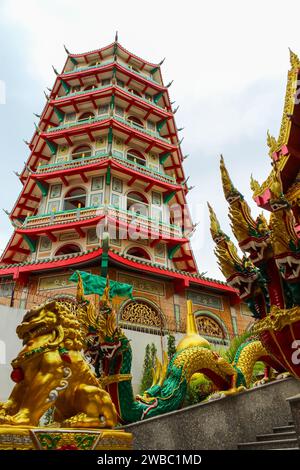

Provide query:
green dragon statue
left=86, top=297, right=284, bottom=424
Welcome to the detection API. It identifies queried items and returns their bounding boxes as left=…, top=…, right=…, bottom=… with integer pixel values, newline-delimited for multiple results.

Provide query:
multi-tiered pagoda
left=0, top=39, right=250, bottom=385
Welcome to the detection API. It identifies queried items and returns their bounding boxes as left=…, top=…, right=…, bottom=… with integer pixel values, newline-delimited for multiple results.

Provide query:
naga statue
left=209, top=153, right=300, bottom=378
left=0, top=285, right=117, bottom=429
left=86, top=293, right=283, bottom=424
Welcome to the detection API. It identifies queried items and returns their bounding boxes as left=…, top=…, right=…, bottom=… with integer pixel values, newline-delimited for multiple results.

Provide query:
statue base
left=0, top=425, right=132, bottom=450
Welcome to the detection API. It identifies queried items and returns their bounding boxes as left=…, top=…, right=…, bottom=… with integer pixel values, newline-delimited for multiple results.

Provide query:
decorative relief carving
left=38, top=274, right=74, bottom=291
left=118, top=273, right=165, bottom=296
left=196, top=316, right=224, bottom=339
left=121, top=301, right=163, bottom=328
left=187, top=291, right=223, bottom=310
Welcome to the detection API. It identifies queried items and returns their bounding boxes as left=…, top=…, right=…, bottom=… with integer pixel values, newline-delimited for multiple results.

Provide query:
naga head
left=220, top=155, right=271, bottom=263
left=208, top=202, right=260, bottom=300
left=270, top=208, right=300, bottom=281
left=136, top=352, right=170, bottom=416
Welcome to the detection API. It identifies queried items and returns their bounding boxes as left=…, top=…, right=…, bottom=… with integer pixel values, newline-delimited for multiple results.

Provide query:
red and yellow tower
left=0, top=39, right=249, bottom=384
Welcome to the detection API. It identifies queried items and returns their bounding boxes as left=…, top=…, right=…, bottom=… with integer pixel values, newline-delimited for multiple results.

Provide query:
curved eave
left=66, top=42, right=160, bottom=71
left=59, top=62, right=164, bottom=93
left=0, top=247, right=238, bottom=298
left=33, top=158, right=183, bottom=192
left=52, top=85, right=172, bottom=120
left=15, top=214, right=188, bottom=246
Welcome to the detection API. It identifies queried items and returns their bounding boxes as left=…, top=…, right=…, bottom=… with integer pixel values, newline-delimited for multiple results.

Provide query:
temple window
left=126, top=149, right=146, bottom=167
left=127, top=191, right=148, bottom=217
left=126, top=247, right=151, bottom=261
left=120, top=299, right=165, bottom=333
left=128, top=88, right=142, bottom=97
left=127, top=115, right=144, bottom=128
left=98, top=104, right=109, bottom=115
left=78, top=111, right=94, bottom=121
left=115, top=105, right=124, bottom=117
left=84, top=84, right=97, bottom=91
left=64, top=112, right=76, bottom=123
left=147, top=120, right=156, bottom=132
left=71, top=145, right=92, bottom=160
left=101, top=78, right=111, bottom=86
left=55, top=244, right=82, bottom=257
left=63, top=187, right=87, bottom=210
left=117, top=79, right=125, bottom=88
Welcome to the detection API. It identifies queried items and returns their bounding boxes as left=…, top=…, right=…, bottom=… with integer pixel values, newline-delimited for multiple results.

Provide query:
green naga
left=85, top=295, right=284, bottom=424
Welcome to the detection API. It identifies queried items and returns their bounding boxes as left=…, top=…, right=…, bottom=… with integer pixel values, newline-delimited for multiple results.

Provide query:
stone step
left=238, top=438, right=299, bottom=450
left=257, top=431, right=296, bottom=441
left=273, top=425, right=295, bottom=433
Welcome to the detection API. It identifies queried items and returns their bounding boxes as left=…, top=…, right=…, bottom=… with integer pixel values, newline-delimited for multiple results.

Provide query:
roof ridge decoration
left=251, top=49, right=300, bottom=198
left=0, top=246, right=230, bottom=288
left=65, top=41, right=160, bottom=68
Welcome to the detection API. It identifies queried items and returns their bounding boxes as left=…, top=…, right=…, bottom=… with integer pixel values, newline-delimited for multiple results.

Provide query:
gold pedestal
left=0, top=425, right=132, bottom=450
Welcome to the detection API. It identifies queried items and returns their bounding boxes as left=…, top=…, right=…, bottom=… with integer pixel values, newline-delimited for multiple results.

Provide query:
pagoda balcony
left=36, top=151, right=177, bottom=186
left=54, top=83, right=167, bottom=112
left=20, top=205, right=184, bottom=240
left=62, top=58, right=160, bottom=85
left=46, top=114, right=171, bottom=144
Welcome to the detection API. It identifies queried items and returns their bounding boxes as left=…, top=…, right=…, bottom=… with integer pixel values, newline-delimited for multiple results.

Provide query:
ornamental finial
left=250, top=174, right=261, bottom=194
left=159, top=57, right=166, bottom=66
left=289, top=48, right=300, bottom=69
left=52, top=65, right=59, bottom=75
left=220, top=155, right=240, bottom=202
left=266, top=129, right=278, bottom=157
left=115, top=31, right=118, bottom=42
left=63, top=44, right=70, bottom=54
left=207, top=202, right=222, bottom=242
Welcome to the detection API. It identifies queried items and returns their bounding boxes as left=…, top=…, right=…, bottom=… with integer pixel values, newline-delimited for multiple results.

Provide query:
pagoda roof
left=0, top=245, right=238, bottom=299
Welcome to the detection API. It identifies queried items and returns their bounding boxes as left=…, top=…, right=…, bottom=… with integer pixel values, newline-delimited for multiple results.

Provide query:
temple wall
left=0, top=305, right=24, bottom=401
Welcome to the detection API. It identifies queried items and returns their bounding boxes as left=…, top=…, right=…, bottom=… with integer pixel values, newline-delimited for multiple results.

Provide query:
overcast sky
left=0, top=0, right=299, bottom=280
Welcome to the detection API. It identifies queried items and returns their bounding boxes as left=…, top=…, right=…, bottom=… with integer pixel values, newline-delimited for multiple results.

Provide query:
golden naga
left=220, top=156, right=270, bottom=263
left=0, top=291, right=117, bottom=428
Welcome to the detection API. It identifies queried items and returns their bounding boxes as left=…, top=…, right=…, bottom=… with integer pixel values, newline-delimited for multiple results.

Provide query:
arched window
left=127, top=149, right=146, bottom=167
left=78, top=111, right=94, bottom=121
left=126, top=247, right=151, bottom=260
left=127, top=115, right=144, bottom=129
left=55, top=244, right=81, bottom=257
left=128, top=88, right=142, bottom=97
left=84, top=84, right=96, bottom=91
left=127, top=191, right=148, bottom=217
left=64, top=187, right=87, bottom=210
left=71, top=145, right=92, bottom=160
left=195, top=314, right=226, bottom=340
left=120, top=299, right=164, bottom=331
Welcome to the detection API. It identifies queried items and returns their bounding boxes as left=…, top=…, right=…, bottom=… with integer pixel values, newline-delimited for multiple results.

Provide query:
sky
left=0, top=0, right=299, bottom=280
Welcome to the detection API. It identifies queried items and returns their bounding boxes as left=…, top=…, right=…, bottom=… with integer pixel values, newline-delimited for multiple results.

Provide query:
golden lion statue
left=0, top=296, right=117, bottom=428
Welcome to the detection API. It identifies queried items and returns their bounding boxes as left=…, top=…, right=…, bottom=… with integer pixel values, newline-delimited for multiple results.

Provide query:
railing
left=62, top=58, right=159, bottom=84
left=114, top=115, right=170, bottom=143
left=55, top=83, right=111, bottom=100
left=36, top=151, right=176, bottom=185
left=46, top=114, right=110, bottom=132
left=46, top=113, right=170, bottom=144
left=63, top=59, right=114, bottom=75
left=36, top=152, right=108, bottom=172
left=55, top=83, right=166, bottom=111
left=23, top=205, right=182, bottom=238
left=111, top=151, right=176, bottom=184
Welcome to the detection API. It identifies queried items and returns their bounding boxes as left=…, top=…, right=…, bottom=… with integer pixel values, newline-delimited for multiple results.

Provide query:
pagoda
left=0, top=37, right=250, bottom=385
